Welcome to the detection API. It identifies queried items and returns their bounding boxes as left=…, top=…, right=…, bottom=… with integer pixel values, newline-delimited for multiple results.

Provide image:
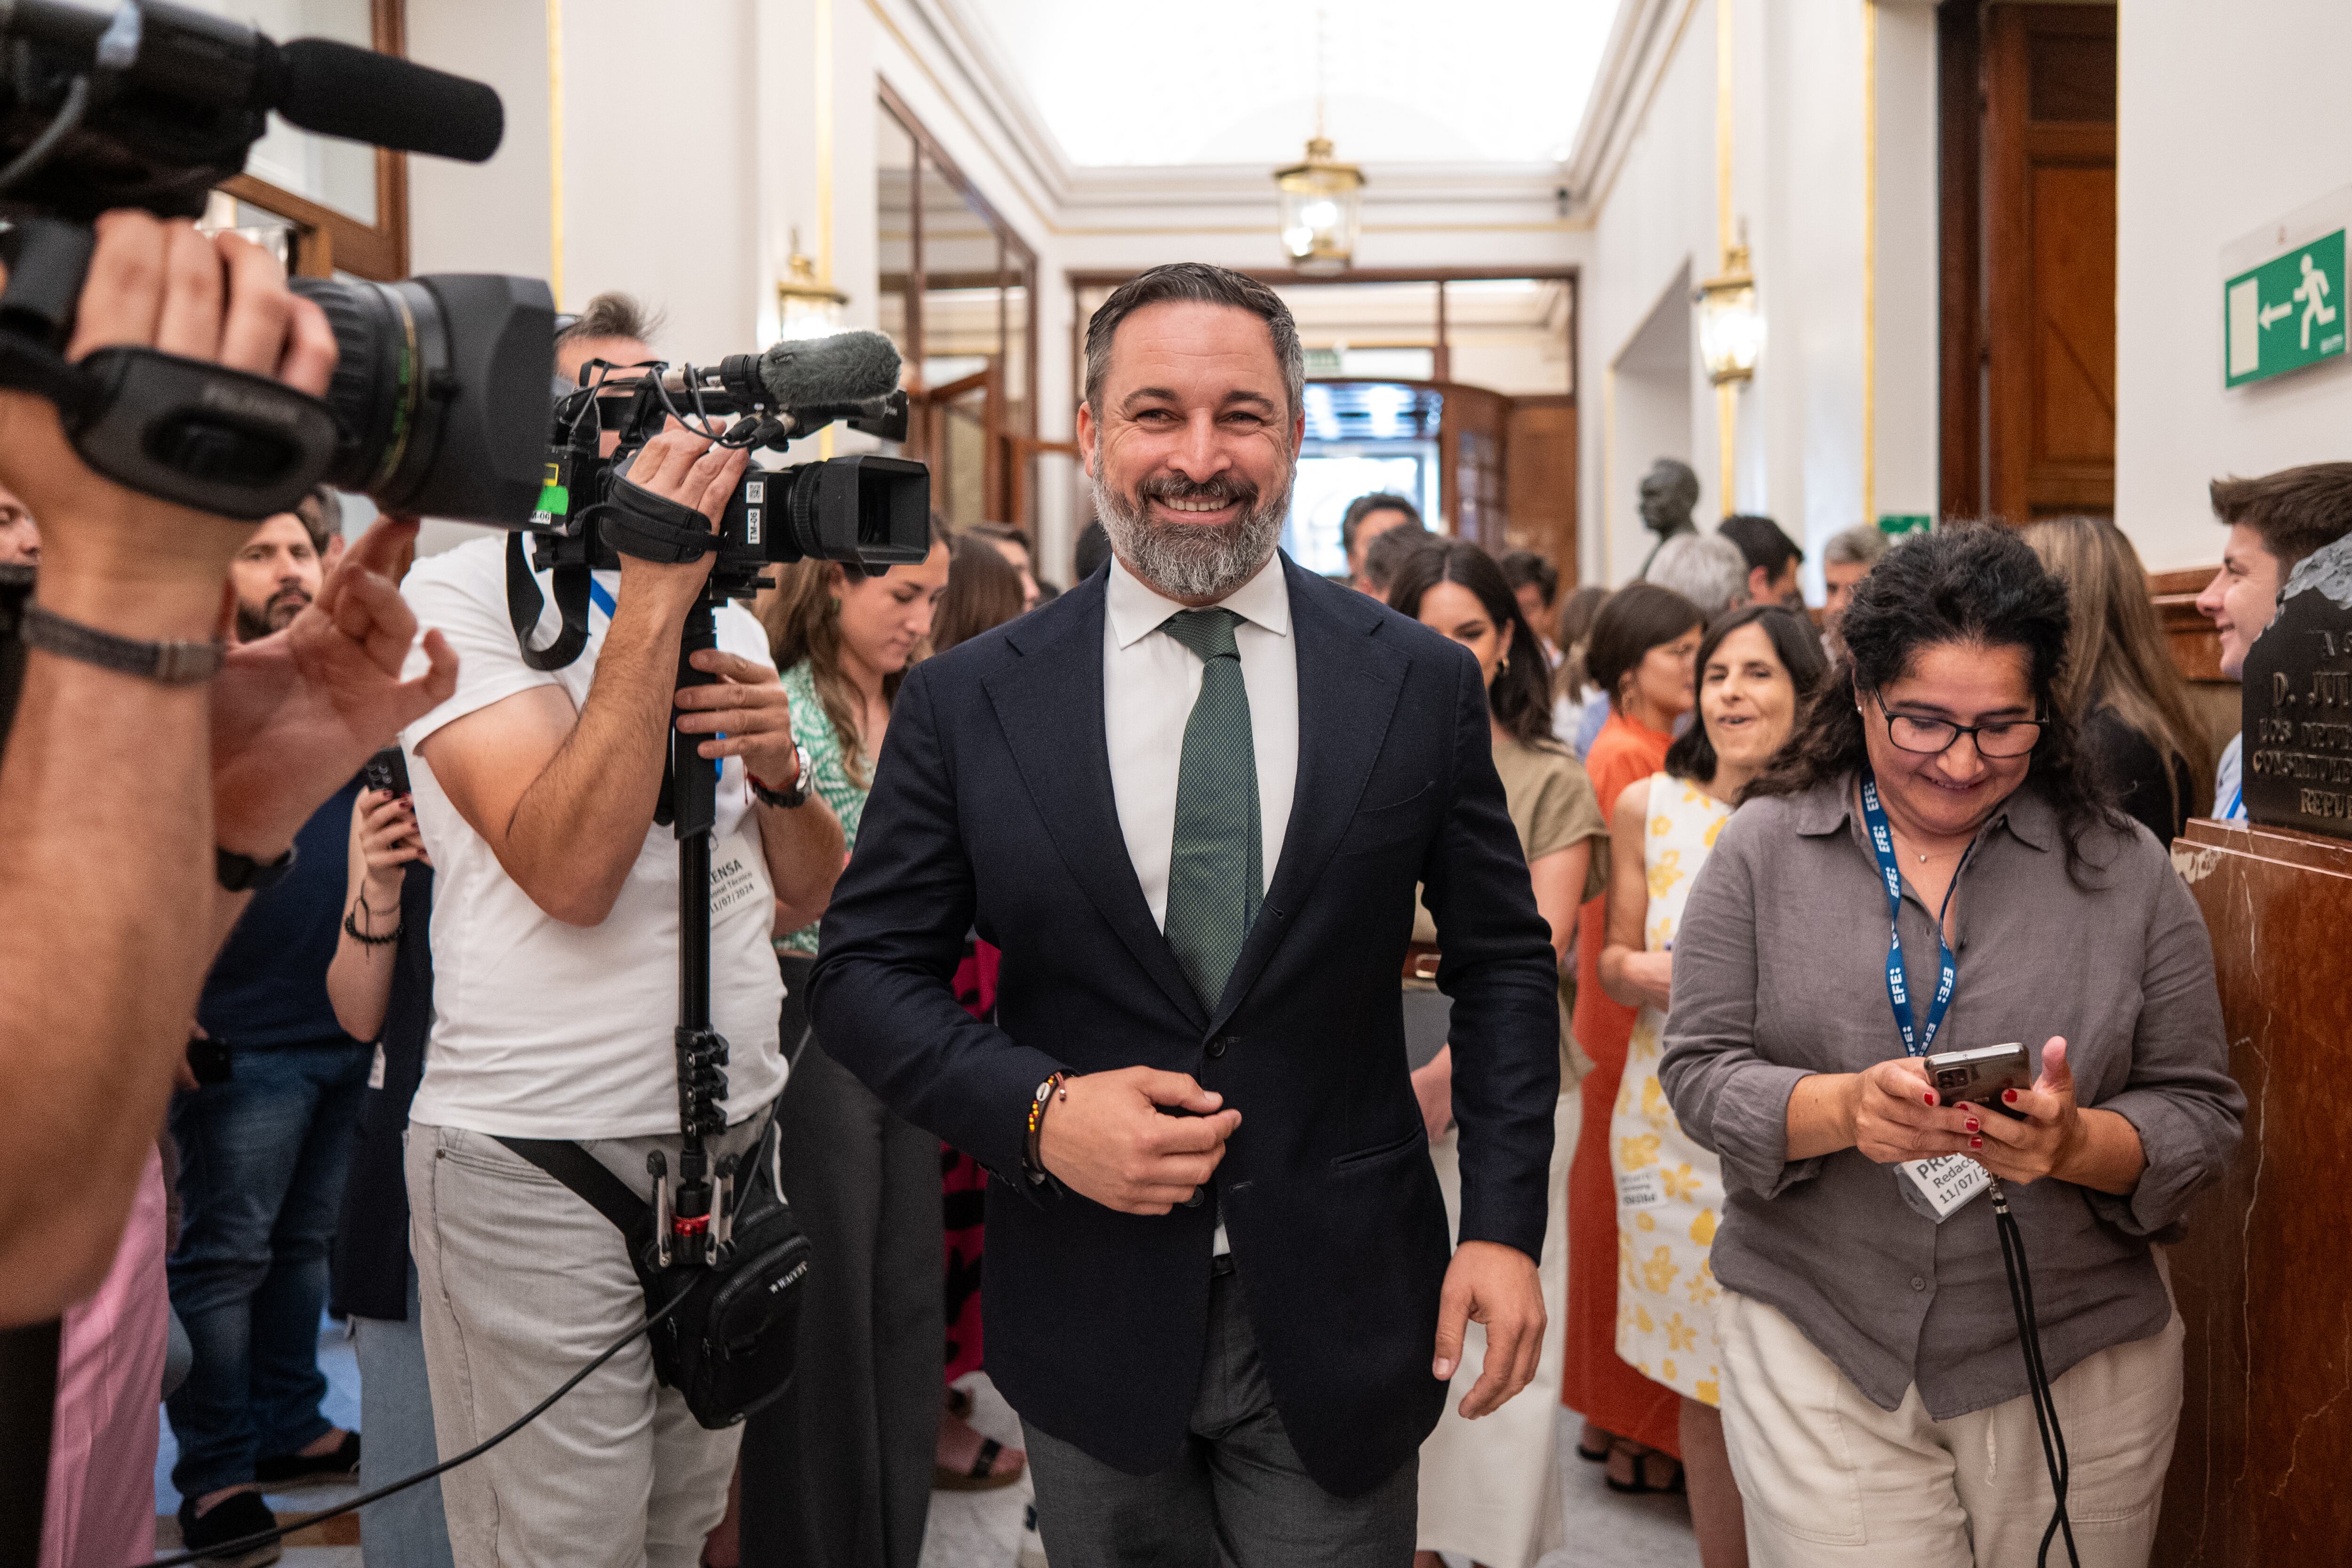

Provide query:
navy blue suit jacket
left=807, top=555, right=1559, bottom=1496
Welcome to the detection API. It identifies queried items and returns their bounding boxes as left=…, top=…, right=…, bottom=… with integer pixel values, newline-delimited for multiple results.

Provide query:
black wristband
left=19, top=602, right=224, bottom=685
left=216, top=844, right=296, bottom=893
left=599, top=469, right=721, bottom=564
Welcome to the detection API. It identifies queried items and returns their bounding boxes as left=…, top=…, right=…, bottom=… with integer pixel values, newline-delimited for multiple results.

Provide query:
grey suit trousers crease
left=738, top=1036, right=944, bottom=1568
left=1023, top=1263, right=1419, bottom=1568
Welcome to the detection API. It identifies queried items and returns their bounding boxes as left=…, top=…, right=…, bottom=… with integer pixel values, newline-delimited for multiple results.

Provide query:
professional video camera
left=0, top=0, right=550, bottom=524
left=508, top=326, right=931, bottom=669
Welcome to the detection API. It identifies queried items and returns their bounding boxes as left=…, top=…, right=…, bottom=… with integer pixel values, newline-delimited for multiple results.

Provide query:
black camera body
left=517, top=359, right=930, bottom=645
left=0, top=1, right=550, bottom=525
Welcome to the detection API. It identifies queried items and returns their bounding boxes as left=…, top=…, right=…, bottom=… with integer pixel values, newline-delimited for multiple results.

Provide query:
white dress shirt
left=1103, top=551, right=1300, bottom=927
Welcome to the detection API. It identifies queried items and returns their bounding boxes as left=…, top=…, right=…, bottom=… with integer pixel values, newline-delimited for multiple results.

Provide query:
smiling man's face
left=1077, top=299, right=1304, bottom=604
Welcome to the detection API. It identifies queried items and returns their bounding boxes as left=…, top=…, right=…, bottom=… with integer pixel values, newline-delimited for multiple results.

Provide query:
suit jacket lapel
left=983, top=579, right=1208, bottom=1029
left=1208, top=561, right=1408, bottom=1034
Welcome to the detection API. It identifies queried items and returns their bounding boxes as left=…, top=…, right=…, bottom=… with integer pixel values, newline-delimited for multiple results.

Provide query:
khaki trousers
left=407, top=1120, right=765, bottom=1568
left=1716, top=1288, right=2183, bottom=1568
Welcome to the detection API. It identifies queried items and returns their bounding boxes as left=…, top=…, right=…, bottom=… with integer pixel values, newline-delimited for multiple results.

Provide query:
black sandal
left=1603, top=1442, right=1685, bottom=1496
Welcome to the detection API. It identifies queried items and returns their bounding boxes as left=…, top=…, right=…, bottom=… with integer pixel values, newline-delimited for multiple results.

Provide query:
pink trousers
left=42, top=1145, right=167, bottom=1568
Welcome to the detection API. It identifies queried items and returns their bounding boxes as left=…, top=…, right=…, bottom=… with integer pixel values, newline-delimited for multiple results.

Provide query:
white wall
left=2116, top=0, right=2352, bottom=573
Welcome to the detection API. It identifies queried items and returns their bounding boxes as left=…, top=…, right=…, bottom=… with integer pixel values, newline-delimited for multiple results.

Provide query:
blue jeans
left=166, top=1038, right=369, bottom=1497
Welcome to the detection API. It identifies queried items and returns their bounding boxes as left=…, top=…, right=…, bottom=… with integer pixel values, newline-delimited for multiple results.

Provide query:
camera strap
left=597, top=467, right=721, bottom=565
left=0, top=219, right=336, bottom=520
left=504, top=532, right=594, bottom=673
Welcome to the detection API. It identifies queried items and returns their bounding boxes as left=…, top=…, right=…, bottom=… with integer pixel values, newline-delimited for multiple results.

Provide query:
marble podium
left=2156, top=818, right=2352, bottom=1565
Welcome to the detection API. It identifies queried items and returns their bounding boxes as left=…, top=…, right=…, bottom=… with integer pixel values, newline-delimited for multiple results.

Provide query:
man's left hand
left=211, top=517, right=457, bottom=859
left=1432, top=1239, right=1545, bottom=1419
left=674, top=649, right=801, bottom=793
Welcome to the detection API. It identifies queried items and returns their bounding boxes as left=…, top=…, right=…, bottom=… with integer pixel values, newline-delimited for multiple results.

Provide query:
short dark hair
left=968, top=522, right=1033, bottom=555
left=1083, top=263, right=1304, bottom=422
left=1498, top=549, right=1560, bottom=609
left=555, top=291, right=662, bottom=350
left=1360, top=524, right=1438, bottom=594
left=1342, top=492, right=1423, bottom=553
left=2209, top=462, right=2352, bottom=573
left=1073, top=519, right=1112, bottom=581
left=1663, top=605, right=1828, bottom=786
left=1747, top=525, right=2120, bottom=883
left=1719, top=513, right=1804, bottom=578
left=293, top=486, right=340, bottom=555
left=1387, top=540, right=1557, bottom=746
left=1584, top=581, right=1704, bottom=704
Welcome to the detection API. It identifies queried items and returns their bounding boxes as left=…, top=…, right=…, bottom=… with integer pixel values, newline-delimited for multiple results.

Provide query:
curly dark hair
left=1744, top=524, right=2122, bottom=883
left=1386, top=540, right=1557, bottom=747
left=1663, top=604, right=1829, bottom=788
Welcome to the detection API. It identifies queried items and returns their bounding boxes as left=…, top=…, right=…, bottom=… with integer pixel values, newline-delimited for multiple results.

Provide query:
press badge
left=708, top=832, right=764, bottom=921
left=1899, top=1154, right=1990, bottom=1223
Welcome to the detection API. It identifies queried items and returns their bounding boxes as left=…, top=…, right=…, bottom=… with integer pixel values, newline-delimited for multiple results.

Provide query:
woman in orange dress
left=1563, top=583, right=1704, bottom=1492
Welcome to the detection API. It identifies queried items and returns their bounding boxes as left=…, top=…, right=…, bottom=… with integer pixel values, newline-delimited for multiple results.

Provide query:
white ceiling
left=955, top=0, right=1627, bottom=169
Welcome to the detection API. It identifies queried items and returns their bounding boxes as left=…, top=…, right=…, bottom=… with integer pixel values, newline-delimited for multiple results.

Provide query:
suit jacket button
left=1207, top=1035, right=1233, bottom=1058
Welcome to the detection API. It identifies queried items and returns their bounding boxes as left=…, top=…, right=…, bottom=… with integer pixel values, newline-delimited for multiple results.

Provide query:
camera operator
left=394, top=302, right=847, bottom=1568
left=0, top=211, right=458, bottom=1330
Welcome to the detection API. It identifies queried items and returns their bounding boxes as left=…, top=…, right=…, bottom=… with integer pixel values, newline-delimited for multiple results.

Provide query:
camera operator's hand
left=0, top=212, right=335, bottom=640
left=616, top=417, right=750, bottom=606
left=212, top=517, right=458, bottom=860
left=674, top=649, right=803, bottom=786
left=1038, top=1068, right=1242, bottom=1215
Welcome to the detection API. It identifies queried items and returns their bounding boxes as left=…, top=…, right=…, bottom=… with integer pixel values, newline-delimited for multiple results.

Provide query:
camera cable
left=0, top=75, right=89, bottom=196
left=1986, top=1175, right=2080, bottom=1568
left=135, top=1280, right=695, bottom=1567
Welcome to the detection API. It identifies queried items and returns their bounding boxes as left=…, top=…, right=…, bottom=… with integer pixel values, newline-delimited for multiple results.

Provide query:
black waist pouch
left=498, top=1118, right=812, bottom=1429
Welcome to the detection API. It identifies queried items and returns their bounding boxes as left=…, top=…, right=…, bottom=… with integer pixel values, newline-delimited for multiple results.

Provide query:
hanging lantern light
left=1694, top=243, right=1763, bottom=384
left=776, top=231, right=849, bottom=340
left=1276, top=135, right=1365, bottom=275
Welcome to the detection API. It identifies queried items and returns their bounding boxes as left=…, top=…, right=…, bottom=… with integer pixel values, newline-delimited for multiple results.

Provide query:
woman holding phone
left=1658, top=527, right=2242, bottom=1566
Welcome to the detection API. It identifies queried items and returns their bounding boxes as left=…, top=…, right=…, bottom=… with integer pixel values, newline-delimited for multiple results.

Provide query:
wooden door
left=1943, top=3, right=2117, bottom=522
left=909, top=363, right=1004, bottom=526
left=1438, top=383, right=1510, bottom=554
left=1504, top=396, right=1578, bottom=589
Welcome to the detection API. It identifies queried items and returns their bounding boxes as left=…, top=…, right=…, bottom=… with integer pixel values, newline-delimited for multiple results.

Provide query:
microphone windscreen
left=273, top=40, right=504, bottom=163
left=757, top=332, right=904, bottom=410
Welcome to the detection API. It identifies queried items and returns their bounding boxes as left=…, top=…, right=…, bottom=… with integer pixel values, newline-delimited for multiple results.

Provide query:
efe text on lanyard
left=1859, top=768, right=2079, bottom=1567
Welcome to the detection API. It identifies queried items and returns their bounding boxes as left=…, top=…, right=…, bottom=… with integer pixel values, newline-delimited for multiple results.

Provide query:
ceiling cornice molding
left=1560, top=0, right=1700, bottom=218
left=901, top=0, right=1081, bottom=204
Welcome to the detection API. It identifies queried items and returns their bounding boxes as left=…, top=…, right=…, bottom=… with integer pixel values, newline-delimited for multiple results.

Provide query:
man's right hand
left=1038, top=1067, right=1242, bottom=1215
left=0, top=212, right=335, bottom=640
left=614, top=417, right=748, bottom=607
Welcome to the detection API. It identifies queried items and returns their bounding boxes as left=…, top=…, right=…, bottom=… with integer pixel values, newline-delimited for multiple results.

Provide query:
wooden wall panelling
left=1504, top=396, right=1578, bottom=588
left=1938, top=0, right=1985, bottom=522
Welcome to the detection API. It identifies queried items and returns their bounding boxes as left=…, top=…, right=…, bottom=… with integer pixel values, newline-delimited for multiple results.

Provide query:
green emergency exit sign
left=2225, top=229, right=2346, bottom=387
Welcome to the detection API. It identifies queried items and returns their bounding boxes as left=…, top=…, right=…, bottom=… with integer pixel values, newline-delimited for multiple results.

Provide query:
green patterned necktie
left=1158, top=608, right=1262, bottom=1010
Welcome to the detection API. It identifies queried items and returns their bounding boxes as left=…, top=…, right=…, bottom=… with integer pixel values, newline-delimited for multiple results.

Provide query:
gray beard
left=1092, top=471, right=1291, bottom=602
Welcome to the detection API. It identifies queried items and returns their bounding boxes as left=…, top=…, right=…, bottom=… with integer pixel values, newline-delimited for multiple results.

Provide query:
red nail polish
left=1971, top=1136, right=1983, bottom=1149
left=2003, top=1089, right=2019, bottom=1105
left=1923, top=1092, right=1936, bottom=1106
left=1966, top=1118, right=1980, bottom=1134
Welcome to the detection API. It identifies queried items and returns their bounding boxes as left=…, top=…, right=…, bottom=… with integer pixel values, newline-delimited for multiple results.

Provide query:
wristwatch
left=216, top=844, right=297, bottom=892
left=748, top=743, right=813, bottom=809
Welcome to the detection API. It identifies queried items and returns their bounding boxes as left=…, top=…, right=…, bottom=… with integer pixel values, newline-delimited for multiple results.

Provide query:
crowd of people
left=11, top=239, right=2340, bottom=1568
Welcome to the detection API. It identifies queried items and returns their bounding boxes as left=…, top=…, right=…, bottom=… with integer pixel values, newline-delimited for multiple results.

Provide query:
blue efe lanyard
left=1859, top=770, right=1972, bottom=1059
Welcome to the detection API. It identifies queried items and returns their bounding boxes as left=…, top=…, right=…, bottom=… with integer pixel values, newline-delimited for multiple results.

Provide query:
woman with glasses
left=1658, top=527, right=2242, bottom=1567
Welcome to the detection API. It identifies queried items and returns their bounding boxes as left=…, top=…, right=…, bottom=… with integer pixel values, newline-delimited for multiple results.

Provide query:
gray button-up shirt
left=1659, top=773, right=2243, bottom=1418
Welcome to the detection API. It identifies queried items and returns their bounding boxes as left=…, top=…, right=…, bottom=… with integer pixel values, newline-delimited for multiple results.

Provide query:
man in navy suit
left=808, top=263, right=1560, bottom=1566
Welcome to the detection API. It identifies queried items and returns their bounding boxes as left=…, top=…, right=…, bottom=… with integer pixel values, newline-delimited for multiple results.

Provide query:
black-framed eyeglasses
left=1867, top=697, right=2047, bottom=759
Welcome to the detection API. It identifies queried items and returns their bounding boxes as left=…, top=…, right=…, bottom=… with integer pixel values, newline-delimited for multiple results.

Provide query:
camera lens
left=772, top=454, right=931, bottom=569
left=291, top=274, right=555, bottom=526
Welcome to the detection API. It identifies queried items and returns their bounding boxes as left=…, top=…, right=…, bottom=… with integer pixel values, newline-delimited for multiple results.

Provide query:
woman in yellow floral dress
left=1599, top=606, right=1825, bottom=1567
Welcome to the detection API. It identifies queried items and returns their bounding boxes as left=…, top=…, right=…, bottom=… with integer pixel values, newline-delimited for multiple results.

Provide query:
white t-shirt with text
left=397, top=537, right=786, bottom=1138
